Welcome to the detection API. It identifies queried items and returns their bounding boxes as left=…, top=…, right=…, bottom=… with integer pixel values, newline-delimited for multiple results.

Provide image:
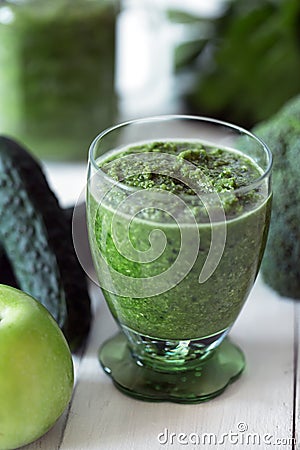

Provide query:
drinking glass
left=86, top=115, right=272, bottom=403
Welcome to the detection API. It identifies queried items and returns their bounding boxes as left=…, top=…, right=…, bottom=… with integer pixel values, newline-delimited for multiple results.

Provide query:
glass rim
left=88, top=114, right=273, bottom=196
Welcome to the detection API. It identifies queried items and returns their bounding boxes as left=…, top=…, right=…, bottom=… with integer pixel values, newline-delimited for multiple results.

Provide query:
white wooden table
left=23, top=163, right=298, bottom=450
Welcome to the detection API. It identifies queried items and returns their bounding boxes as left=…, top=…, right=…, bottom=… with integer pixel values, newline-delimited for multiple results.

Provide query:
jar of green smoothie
left=0, top=0, right=118, bottom=160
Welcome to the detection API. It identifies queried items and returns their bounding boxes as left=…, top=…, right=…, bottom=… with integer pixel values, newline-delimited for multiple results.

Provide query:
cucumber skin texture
left=0, top=207, right=74, bottom=289
left=0, top=137, right=91, bottom=351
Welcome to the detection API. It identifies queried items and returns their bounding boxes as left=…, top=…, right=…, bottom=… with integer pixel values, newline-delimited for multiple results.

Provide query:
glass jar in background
left=0, top=0, right=119, bottom=160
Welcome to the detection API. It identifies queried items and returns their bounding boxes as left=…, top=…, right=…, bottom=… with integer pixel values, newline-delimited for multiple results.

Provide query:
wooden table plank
left=22, top=352, right=84, bottom=450
left=57, top=277, right=295, bottom=450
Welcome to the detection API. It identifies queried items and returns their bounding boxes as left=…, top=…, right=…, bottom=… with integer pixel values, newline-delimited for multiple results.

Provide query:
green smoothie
left=0, top=0, right=117, bottom=160
left=88, top=141, right=271, bottom=340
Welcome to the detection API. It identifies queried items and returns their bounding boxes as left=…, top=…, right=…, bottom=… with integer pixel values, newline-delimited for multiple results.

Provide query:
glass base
left=99, top=332, right=245, bottom=404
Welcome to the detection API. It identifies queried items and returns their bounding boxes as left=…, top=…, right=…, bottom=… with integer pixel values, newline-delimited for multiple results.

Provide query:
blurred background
left=0, top=0, right=299, bottom=201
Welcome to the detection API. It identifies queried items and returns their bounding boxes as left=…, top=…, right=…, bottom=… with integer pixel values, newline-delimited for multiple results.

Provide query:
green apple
left=0, top=284, right=74, bottom=450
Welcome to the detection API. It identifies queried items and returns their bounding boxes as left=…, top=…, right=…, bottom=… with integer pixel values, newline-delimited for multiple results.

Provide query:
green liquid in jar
left=0, top=0, right=118, bottom=160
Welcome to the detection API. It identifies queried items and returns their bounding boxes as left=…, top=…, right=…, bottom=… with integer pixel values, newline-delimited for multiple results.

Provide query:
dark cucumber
left=0, top=206, right=75, bottom=287
left=0, top=244, right=18, bottom=288
left=0, top=206, right=75, bottom=290
left=0, top=137, right=91, bottom=351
